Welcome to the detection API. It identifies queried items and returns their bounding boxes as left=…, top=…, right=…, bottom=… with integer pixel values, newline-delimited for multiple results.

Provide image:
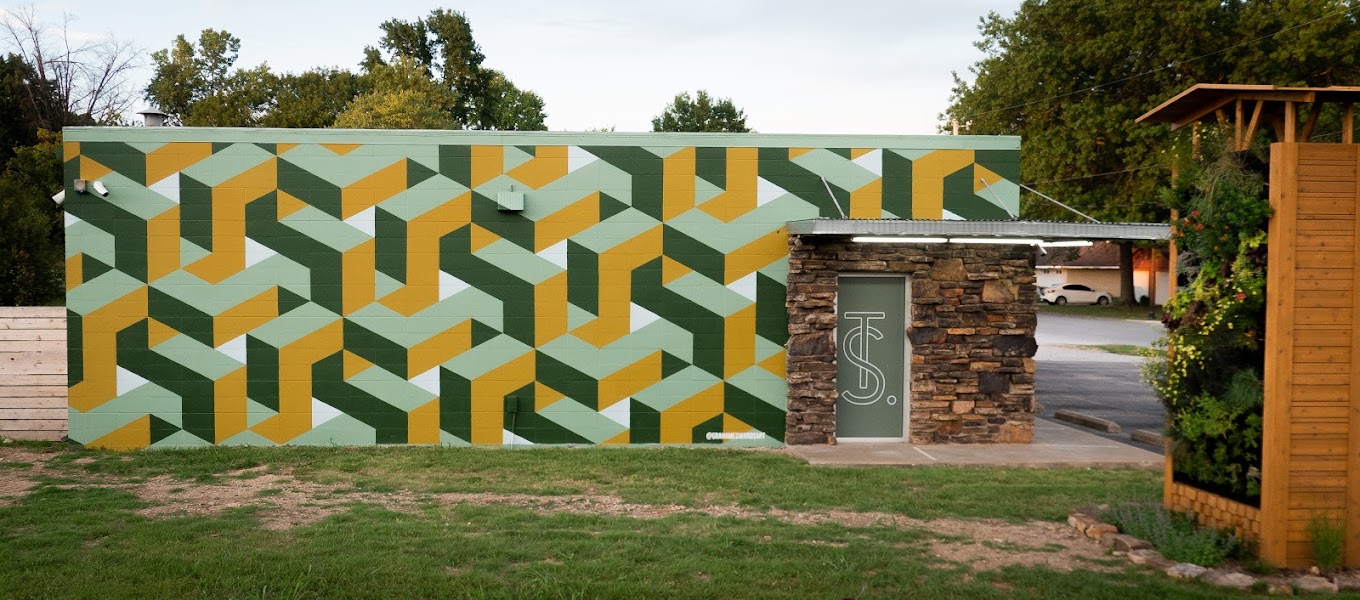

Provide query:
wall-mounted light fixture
left=72, top=179, right=110, bottom=197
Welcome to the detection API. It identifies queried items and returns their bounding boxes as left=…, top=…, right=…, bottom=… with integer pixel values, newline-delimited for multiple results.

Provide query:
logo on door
left=840, top=311, right=897, bottom=406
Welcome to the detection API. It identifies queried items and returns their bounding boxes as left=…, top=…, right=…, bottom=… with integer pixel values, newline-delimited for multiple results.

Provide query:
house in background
left=1036, top=241, right=1170, bottom=305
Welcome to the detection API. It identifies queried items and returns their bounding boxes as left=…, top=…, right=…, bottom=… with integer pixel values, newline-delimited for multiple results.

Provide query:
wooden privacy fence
left=0, top=307, right=67, bottom=440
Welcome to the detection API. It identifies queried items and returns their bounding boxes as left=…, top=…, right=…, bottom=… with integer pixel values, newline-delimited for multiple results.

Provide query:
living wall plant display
left=1145, top=143, right=1272, bottom=503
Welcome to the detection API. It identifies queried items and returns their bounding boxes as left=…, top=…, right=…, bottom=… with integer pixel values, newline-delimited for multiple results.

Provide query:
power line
left=957, top=4, right=1360, bottom=122
left=1023, top=165, right=1163, bottom=186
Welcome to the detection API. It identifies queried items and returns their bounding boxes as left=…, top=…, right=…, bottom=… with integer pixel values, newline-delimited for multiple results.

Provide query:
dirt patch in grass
left=0, top=449, right=1114, bottom=572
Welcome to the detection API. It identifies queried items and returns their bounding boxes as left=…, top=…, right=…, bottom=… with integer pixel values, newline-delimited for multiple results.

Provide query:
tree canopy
left=652, top=90, right=750, bottom=133
left=944, top=0, right=1360, bottom=224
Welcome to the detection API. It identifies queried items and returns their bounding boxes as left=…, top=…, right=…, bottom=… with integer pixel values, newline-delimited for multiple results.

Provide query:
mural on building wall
left=61, top=130, right=1019, bottom=449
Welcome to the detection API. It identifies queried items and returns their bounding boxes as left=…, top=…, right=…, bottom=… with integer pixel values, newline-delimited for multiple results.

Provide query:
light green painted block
left=247, top=303, right=339, bottom=348
left=151, top=430, right=214, bottom=448
left=219, top=429, right=277, bottom=446
left=728, top=366, right=788, bottom=411
left=443, top=334, right=532, bottom=380
left=67, top=270, right=144, bottom=315
left=289, top=413, right=376, bottom=446
left=666, top=271, right=750, bottom=318
left=153, top=334, right=243, bottom=380
left=439, top=431, right=471, bottom=446
left=346, top=367, right=436, bottom=412
left=538, top=397, right=626, bottom=443
left=376, top=178, right=470, bottom=221
left=179, top=143, right=275, bottom=187
left=65, top=218, right=115, bottom=262
left=281, top=205, right=371, bottom=252
left=473, top=239, right=560, bottom=285
left=631, top=366, right=720, bottom=413
left=789, top=148, right=878, bottom=193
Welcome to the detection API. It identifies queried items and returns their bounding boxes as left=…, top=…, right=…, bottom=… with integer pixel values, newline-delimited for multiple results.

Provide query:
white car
left=1042, top=283, right=1112, bottom=305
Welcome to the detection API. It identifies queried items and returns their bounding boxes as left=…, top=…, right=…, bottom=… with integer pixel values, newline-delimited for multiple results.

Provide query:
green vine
left=1144, top=144, right=1271, bottom=502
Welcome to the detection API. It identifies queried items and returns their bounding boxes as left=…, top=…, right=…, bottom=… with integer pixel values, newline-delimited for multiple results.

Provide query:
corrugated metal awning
left=786, top=219, right=1171, bottom=241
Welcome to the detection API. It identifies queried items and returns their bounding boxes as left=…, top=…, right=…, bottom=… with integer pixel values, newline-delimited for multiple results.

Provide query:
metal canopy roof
left=1137, top=84, right=1360, bottom=130
left=786, top=219, right=1171, bottom=241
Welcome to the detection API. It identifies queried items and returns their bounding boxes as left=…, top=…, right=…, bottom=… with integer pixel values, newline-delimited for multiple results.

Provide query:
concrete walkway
left=786, top=418, right=1162, bottom=469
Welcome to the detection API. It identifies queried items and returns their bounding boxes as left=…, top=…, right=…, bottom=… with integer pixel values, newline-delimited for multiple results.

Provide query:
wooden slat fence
left=0, top=307, right=67, bottom=440
left=1261, top=142, right=1360, bottom=568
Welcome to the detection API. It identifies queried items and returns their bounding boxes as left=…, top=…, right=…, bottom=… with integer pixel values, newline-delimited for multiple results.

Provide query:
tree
left=145, top=29, right=275, bottom=126
left=334, top=57, right=456, bottom=130
left=651, top=90, right=750, bottom=132
left=944, top=0, right=1360, bottom=303
left=364, top=8, right=547, bottom=130
left=260, top=68, right=361, bottom=128
left=1, top=5, right=139, bottom=126
left=0, top=130, right=63, bottom=305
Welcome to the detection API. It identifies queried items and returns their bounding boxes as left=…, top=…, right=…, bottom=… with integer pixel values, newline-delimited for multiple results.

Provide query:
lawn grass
left=43, top=446, right=1159, bottom=521
left=1080, top=344, right=1151, bottom=356
left=1039, top=302, right=1162, bottom=321
left=0, top=445, right=1273, bottom=599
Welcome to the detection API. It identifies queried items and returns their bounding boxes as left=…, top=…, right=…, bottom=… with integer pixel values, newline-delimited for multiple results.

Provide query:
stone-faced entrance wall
left=784, top=235, right=1038, bottom=445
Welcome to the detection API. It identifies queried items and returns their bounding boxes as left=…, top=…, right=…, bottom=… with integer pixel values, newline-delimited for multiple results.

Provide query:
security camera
left=52, top=189, right=65, bottom=205
left=91, top=181, right=109, bottom=197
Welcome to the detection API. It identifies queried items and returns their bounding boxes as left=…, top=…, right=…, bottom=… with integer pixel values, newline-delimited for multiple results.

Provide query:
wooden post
left=1344, top=103, right=1354, bottom=145
left=1348, top=143, right=1360, bottom=567
left=1260, top=142, right=1296, bottom=567
left=1285, top=101, right=1297, bottom=143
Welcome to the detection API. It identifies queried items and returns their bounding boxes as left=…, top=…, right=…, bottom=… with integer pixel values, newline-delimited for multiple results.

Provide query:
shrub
left=1309, top=512, right=1345, bottom=573
left=1102, top=501, right=1238, bottom=566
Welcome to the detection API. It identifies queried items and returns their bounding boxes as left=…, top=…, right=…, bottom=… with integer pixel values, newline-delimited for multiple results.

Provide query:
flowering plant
left=1145, top=149, right=1270, bottom=503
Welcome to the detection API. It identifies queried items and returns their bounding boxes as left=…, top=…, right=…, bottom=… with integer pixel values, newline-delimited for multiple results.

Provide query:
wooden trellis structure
left=1140, top=84, right=1360, bottom=568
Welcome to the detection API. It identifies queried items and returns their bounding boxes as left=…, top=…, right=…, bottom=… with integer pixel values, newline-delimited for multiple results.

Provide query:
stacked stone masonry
left=1167, top=481, right=1262, bottom=542
left=784, top=236, right=1038, bottom=444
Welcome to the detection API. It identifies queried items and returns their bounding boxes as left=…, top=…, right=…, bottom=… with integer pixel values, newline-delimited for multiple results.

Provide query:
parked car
left=1041, top=283, right=1112, bottom=305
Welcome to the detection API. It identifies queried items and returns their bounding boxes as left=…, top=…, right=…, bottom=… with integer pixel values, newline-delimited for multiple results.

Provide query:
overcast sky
left=10, top=0, right=1025, bottom=133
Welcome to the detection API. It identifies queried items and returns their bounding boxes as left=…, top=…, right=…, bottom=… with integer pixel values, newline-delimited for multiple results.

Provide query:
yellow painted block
left=277, top=190, right=308, bottom=219
left=214, top=367, right=247, bottom=443
left=471, top=145, right=504, bottom=188
left=661, top=256, right=692, bottom=285
left=535, top=272, right=569, bottom=347
left=341, top=159, right=406, bottom=219
left=723, top=227, right=785, bottom=285
left=147, top=318, right=178, bottom=348
left=69, top=287, right=147, bottom=412
left=534, top=381, right=565, bottom=412
left=63, top=141, right=80, bottom=160
left=469, top=351, right=534, bottom=444
left=252, top=320, right=342, bottom=444
left=910, top=150, right=974, bottom=219
left=724, top=305, right=756, bottom=379
left=65, top=254, right=82, bottom=292
left=601, top=430, right=630, bottom=445
left=535, top=192, right=599, bottom=252
left=408, top=320, right=472, bottom=378
left=407, top=399, right=441, bottom=445
left=214, top=286, right=278, bottom=347
left=848, top=179, right=882, bottom=219
left=758, top=350, right=786, bottom=378
left=342, top=239, right=376, bottom=315
left=663, top=146, right=696, bottom=220
left=185, top=159, right=277, bottom=284
left=598, top=351, right=661, bottom=409
left=974, top=165, right=1004, bottom=193
left=697, top=148, right=758, bottom=223
left=322, top=143, right=362, bottom=156
left=506, top=145, right=568, bottom=189
left=723, top=413, right=755, bottom=433
left=86, top=415, right=151, bottom=450
left=377, top=198, right=470, bottom=316
left=660, top=383, right=724, bottom=444
left=572, top=226, right=661, bottom=347
left=79, top=155, right=112, bottom=181
left=145, top=142, right=213, bottom=185
left=343, top=350, right=374, bottom=380
left=146, top=205, right=181, bottom=282
left=470, top=224, right=499, bottom=253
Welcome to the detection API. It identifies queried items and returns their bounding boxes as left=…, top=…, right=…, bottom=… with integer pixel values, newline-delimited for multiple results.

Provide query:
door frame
left=834, top=273, right=911, bottom=443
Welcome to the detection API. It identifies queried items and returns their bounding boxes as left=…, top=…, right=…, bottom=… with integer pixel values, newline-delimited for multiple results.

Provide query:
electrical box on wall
left=497, top=191, right=525, bottom=211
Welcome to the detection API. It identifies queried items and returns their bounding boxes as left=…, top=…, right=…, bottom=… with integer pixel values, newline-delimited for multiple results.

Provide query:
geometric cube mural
left=62, top=129, right=1020, bottom=449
